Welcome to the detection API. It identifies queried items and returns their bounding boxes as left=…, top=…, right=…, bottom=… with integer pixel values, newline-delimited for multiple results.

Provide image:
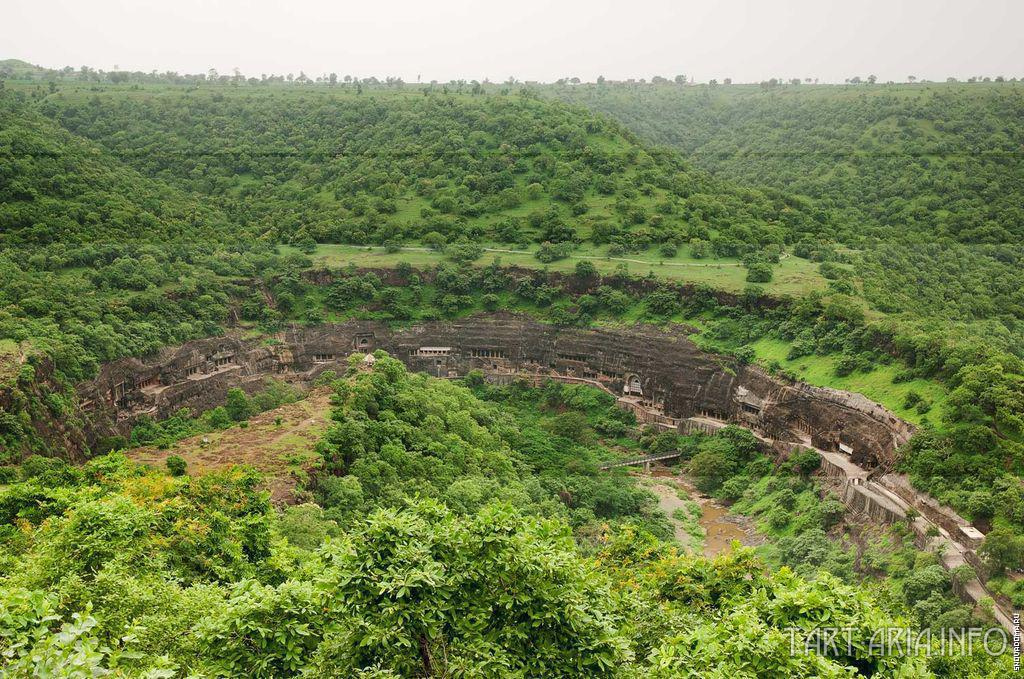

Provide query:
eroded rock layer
left=76, top=314, right=913, bottom=467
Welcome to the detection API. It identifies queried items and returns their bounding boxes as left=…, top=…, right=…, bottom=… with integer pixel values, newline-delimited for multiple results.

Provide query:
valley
left=57, top=310, right=1017, bottom=632
left=1, top=69, right=1021, bottom=676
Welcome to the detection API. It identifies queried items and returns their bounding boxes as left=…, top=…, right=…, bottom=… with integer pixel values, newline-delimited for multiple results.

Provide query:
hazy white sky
left=4, top=0, right=1022, bottom=83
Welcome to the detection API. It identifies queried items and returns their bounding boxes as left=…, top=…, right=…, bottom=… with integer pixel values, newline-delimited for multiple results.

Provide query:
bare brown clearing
left=129, top=388, right=333, bottom=502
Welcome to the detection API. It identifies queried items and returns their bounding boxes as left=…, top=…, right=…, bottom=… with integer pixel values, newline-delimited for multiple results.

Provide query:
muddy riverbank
left=643, top=469, right=762, bottom=557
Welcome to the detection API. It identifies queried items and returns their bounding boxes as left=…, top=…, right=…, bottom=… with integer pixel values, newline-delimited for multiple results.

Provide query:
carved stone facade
left=65, top=312, right=1018, bottom=631
left=74, top=313, right=914, bottom=468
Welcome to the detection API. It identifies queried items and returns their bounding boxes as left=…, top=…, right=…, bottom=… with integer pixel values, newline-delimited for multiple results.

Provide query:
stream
left=645, top=470, right=762, bottom=557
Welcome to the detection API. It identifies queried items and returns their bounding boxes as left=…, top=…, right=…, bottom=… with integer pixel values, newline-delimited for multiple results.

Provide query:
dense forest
left=1, top=74, right=1023, bottom=674
left=0, top=357, right=1010, bottom=675
left=548, top=82, right=1024, bottom=560
left=551, top=83, right=1024, bottom=243
left=553, top=83, right=1024, bottom=329
left=0, top=98, right=231, bottom=243
left=9, top=84, right=819, bottom=254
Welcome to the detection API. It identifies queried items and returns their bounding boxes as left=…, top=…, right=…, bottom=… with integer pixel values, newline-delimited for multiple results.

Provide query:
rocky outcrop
left=71, top=314, right=914, bottom=467
left=0, top=349, right=91, bottom=461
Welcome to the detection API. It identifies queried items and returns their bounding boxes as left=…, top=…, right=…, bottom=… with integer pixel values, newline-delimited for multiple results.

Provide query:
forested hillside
left=553, top=83, right=1024, bottom=329
left=542, top=85, right=1024, bottom=539
left=10, top=81, right=1022, bottom=336
left=0, top=80, right=1021, bottom=540
left=0, top=98, right=230, bottom=244
left=24, top=85, right=818, bottom=251
left=552, top=83, right=1024, bottom=244
left=0, top=357, right=1009, bottom=675
left=1, top=75, right=1023, bottom=667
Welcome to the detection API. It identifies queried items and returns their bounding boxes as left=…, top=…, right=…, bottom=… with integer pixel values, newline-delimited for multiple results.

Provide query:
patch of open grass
left=748, top=337, right=948, bottom=426
left=285, top=243, right=826, bottom=295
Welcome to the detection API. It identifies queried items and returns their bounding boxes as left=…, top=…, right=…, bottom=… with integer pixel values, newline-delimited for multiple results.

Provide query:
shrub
left=817, top=498, right=846, bottom=530
left=785, top=448, right=821, bottom=477
left=445, top=243, right=484, bottom=263
left=766, top=507, right=790, bottom=530
left=304, top=307, right=325, bottom=325
left=535, top=241, right=573, bottom=263
left=819, top=261, right=847, bottom=280
left=205, top=407, right=232, bottom=429
left=903, top=565, right=949, bottom=605
left=422, top=231, right=446, bottom=250
left=773, top=488, right=798, bottom=510
left=745, top=263, right=773, bottom=283
left=574, top=260, right=598, bottom=279
left=733, top=345, right=755, bottom=365
left=595, top=417, right=628, bottom=437
left=951, top=564, right=976, bottom=586
left=546, top=412, right=592, bottom=443
left=645, top=289, right=681, bottom=317
left=225, top=388, right=253, bottom=422
left=718, top=476, right=750, bottom=503
left=689, top=238, right=712, bottom=259
left=481, top=293, right=500, bottom=311
left=835, top=354, right=858, bottom=377
left=166, top=455, right=187, bottom=477
left=646, top=432, right=679, bottom=456
left=980, top=526, right=1024, bottom=573
left=689, top=448, right=735, bottom=493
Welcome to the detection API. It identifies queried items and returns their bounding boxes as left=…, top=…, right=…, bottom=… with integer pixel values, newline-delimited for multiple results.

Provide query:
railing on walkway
left=599, top=452, right=683, bottom=470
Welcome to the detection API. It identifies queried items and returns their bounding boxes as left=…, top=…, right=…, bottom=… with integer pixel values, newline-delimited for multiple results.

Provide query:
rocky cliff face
left=70, top=313, right=914, bottom=467
left=1, top=349, right=92, bottom=462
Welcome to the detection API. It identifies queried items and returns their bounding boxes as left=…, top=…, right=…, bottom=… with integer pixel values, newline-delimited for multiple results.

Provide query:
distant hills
left=553, top=82, right=1024, bottom=245
left=0, top=58, right=52, bottom=78
left=5, top=83, right=816, bottom=251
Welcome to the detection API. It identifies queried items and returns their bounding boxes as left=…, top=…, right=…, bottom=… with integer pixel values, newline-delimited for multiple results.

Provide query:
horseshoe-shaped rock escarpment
left=75, top=313, right=914, bottom=468
left=73, top=312, right=1022, bottom=633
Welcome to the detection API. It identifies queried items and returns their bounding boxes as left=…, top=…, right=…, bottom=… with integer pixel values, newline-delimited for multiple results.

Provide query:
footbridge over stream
left=68, top=314, right=1011, bottom=631
left=594, top=389, right=1015, bottom=634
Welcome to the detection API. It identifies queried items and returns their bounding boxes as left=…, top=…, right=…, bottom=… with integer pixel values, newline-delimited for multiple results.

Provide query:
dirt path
left=344, top=244, right=767, bottom=269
